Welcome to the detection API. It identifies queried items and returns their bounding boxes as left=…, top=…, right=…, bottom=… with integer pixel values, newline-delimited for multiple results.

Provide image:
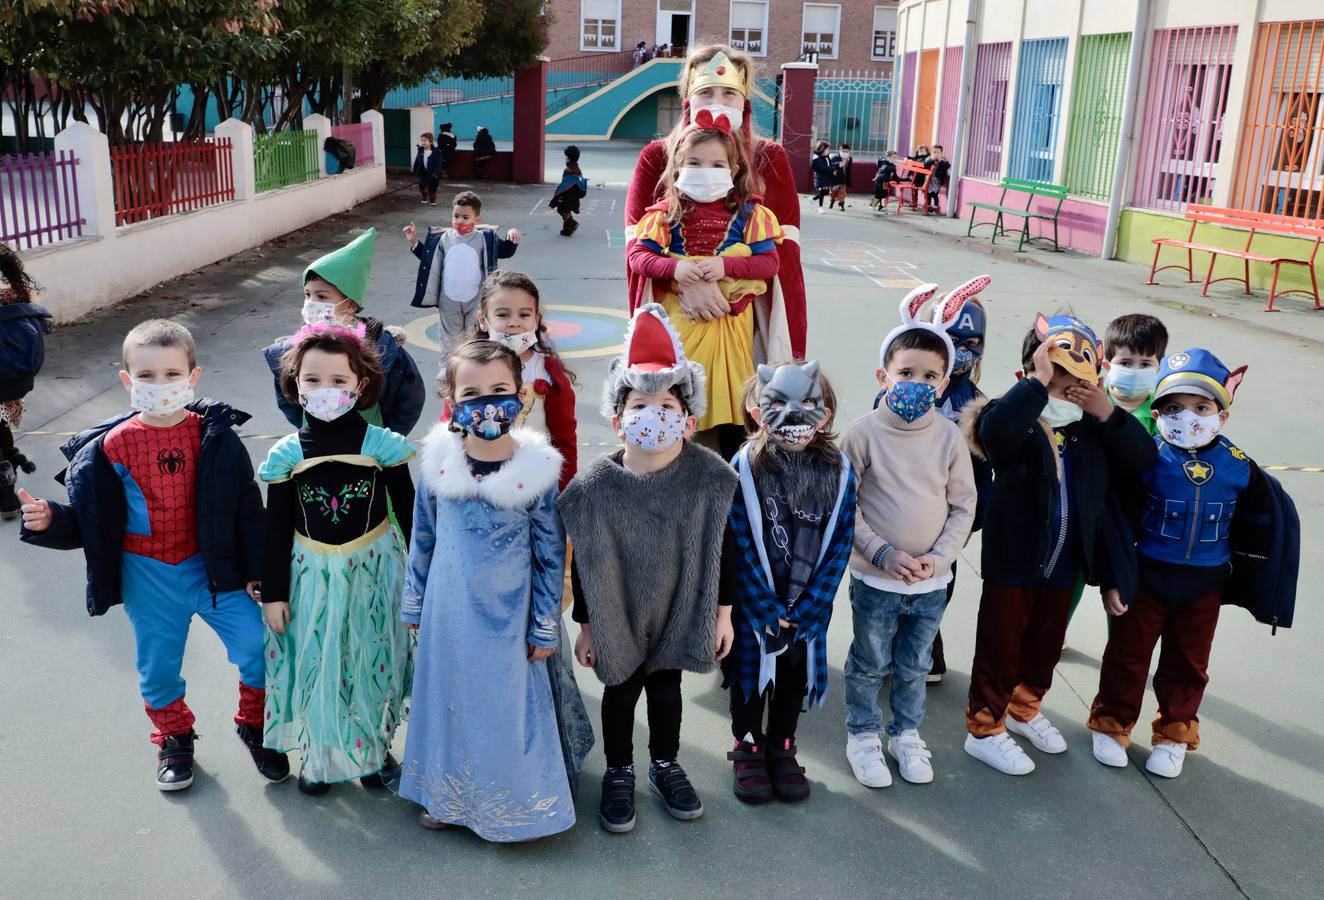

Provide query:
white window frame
left=580, top=0, right=622, bottom=52
left=801, top=3, right=842, bottom=61
left=729, top=0, right=769, bottom=58
left=871, top=5, right=897, bottom=63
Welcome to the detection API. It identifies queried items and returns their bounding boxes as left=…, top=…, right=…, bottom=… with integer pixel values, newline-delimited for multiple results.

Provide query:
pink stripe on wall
left=937, top=45, right=964, bottom=151
left=898, top=51, right=917, bottom=156
left=958, top=176, right=1108, bottom=254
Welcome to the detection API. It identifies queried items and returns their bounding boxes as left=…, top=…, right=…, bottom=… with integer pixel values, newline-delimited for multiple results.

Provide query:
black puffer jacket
left=964, top=376, right=1156, bottom=586
left=19, top=399, right=265, bottom=616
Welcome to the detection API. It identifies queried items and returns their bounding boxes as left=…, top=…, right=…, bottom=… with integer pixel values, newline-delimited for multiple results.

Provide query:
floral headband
left=291, top=320, right=367, bottom=347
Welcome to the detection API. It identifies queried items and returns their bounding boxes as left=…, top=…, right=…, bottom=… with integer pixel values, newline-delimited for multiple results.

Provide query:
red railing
left=110, top=139, right=235, bottom=227
left=1, top=150, right=84, bottom=250
left=330, top=122, right=375, bottom=166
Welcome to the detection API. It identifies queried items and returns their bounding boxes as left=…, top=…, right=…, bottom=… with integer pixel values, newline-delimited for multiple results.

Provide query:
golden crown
left=688, top=51, right=749, bottom=97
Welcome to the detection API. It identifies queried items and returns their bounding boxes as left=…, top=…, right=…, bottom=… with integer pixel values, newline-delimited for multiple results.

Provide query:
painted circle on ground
left=403, top=304, right=628, bottom=359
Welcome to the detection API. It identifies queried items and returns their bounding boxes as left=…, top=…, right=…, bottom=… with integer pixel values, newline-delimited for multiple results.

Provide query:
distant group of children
left=869, top=143, right=950, bottom=214
left=2, top=97, right=1299, bottom=846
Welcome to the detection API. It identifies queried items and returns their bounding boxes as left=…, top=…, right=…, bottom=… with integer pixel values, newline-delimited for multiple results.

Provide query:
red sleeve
left=626, top=142, right=669, bottom=315
left=720, top=248, right=780, bottom=280
left=757, top=142, right=800, bottom=229
left=627, top=239, right=679, bottom=279
left=542, top=358, right=578, bottom=491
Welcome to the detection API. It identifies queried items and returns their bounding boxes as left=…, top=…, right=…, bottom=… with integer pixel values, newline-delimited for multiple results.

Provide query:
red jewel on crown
left=715, top=65, right=726, bottom=74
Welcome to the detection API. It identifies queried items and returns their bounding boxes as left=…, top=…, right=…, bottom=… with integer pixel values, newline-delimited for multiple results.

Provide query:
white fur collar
left=419, top=424, right=561, bottom=508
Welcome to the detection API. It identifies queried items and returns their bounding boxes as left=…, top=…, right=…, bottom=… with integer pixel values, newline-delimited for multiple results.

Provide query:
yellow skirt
left=661, top=292, right=755, bottom=431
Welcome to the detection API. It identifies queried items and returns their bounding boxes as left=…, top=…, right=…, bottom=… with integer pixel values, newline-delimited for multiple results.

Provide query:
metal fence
left=330, top=123, right=375, bottom=166
left=1063, top=33, right=1131, bottom=201
left=967, top=42, right=1013, bottom=180
left=383, top=76, right=515, bottom=109
left=254, top=130, right=320, bottom=193
left=1008, top=37, right=1069, bottom=184
left=110, top=139, right=235, bottom=226
left=0, top=150, right=84, bottom=249
left=813, top=71, right=893, bottom=155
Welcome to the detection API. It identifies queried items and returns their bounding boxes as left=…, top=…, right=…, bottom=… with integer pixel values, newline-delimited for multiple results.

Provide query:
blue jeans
left=844, top=577, right=947, bottom=736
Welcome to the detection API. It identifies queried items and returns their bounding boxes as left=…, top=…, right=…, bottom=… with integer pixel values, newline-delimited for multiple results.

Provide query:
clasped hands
left=673, top=258, right=730, bottom=322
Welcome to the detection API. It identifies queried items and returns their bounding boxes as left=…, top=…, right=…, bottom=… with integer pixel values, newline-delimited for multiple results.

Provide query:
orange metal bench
left=1147, top=204, right=1323, bottom=312
left=887, top=160, right=934, bottom=215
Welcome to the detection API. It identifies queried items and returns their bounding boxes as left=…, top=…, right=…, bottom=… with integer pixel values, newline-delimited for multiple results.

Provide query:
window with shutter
left=802, top=3, right=841, bottom=60
left=872, top=6, right=897, bottom=62
left=581, top=0, right=620, bottom=51
left=730, top=1, right=768, bottom=56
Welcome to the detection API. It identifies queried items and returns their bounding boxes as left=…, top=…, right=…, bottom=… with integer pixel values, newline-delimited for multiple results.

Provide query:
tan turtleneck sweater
left=841, top=403, right=977, bottom=584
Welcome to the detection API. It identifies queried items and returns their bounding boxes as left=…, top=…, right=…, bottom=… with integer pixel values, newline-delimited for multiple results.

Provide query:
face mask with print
left=1106, top=365, right=1159, bottom=400
left=300, top=387, right=358, bottom=423
left=690, top=102, right=743, bottom=131
left=131, top=378, right=194, bottom=417
left=453, top=221, right=475, bottom=236
left=675, top=166, right=734, bottom=203
left=1158, top=408, right=1222, bottom=450
left=1041, top=395, right=1084, bottom=429
left=885, top=380, right=937, bottom=423
left=492, top=329, right=539, bottom=356
left=302, top=299, right=339, bottom=325
left=454, top=393, right=522, bottom=441
left=620, top=404, right=687, bottom=451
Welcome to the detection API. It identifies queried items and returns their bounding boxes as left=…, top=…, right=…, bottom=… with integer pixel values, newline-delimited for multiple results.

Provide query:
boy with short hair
left=925, top=145, right=951, bottom=214
left=1088, top=350, right=1296, bottom=778
left=19, top=319, right=288, bottom=791
left=962, top=313, right=1156, bottom=776
left=404, top=190, right=521, bottom=347
left=550, top=145, right=587, bottom=236
left=842, top=288, right=977, bottom=788
left=1102, top=313, right=1169, bottom=436
left=411, top=131, right=443, bottom=205
left=558, top=304, right=737, bottom=834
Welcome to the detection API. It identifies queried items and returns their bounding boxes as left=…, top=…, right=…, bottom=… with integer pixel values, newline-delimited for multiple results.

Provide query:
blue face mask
left=453, top=393, right=523, bottom=441
left=885, top=380, right=937, bottom=423
left=1106, top=365, right=1159, bottom=400
left=951, top=344, right=979, bottom=377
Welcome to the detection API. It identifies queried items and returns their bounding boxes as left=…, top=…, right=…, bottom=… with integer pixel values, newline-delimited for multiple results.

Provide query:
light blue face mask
left=1106, top=365, right=1159, bottom=400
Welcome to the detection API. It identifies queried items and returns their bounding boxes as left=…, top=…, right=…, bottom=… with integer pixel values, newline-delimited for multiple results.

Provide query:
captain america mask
left=946, top=300, right=986, bottom=376
left=757, top=361, right=828, bottom=446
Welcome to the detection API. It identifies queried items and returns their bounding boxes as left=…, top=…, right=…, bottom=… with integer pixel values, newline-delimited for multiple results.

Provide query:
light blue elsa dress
left=396, top=425, right=576, bottom=842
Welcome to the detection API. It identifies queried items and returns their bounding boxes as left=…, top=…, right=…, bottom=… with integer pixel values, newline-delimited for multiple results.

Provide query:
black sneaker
left=156, top=731, right=196, bottom=791
left=599, top=767, right=636, bottom=833
left=360, top=753, right=397, bottom=789
left=0, top=461, right=17, bottom=521
left=235, top=723, right=290, bottom=783
left=648, top=760, right=703, bottom=820
left=297, top=772, right=331, bottom=796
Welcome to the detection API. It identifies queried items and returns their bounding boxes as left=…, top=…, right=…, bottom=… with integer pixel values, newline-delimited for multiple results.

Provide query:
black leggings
left=728, top=639, right=808, bottom=743
left=601, top=667, right=682, bottom=769
left=929, top=560, right=958, bottom=674
left=0, top=420, right=13, bottom=453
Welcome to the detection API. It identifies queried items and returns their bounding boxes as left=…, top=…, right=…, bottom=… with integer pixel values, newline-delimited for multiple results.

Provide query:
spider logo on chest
left=157, top=447, right=188, bottom=475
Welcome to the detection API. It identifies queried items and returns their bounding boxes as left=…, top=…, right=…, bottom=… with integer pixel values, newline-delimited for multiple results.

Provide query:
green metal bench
left=966, top=177, right=1068, bottom=251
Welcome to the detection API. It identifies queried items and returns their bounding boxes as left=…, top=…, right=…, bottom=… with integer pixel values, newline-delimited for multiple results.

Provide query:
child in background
left=828, top=143, right=852, bottom=210
left=811, top=141, right=833, bottom=212
left=436, top=123, right=457, bottom=177
left=19, top=320, right=287, bottom=791
left=724, top=361, right=856, bottom=804
left=962, top=314, right=1156, bottom=776
left=871, top=151, right=899, bottom=212
left=412, top=132, right=443, bottom=205
left=472, top=126, right=496, bottom=179
left=258, top=323, right=415, bottom=795
left=0, top=244, right=51, bottom=520
left=1102, top=313, right=1169, bottom=437
left=925, top=144, right=950, bottom=214
left=550, top=145, right=588, bottom=236
left=404, top=191, right=521, bottom=349
left=628, top=113, right=783, bottom=460
left=397, top=340, right=577, bottom=841
left=559, top=305, right=737, bottom=834
left=1088, top=350, right=1296, bottom=778
left=263, top=229, right=425, bottom=435
left=842, top=289, right=976, bottom=788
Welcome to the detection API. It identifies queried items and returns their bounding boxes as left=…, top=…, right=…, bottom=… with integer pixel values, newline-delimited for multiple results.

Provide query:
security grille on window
left=872, top=5, right=897, bottom=61
left=581, top=0, right=619, bottom=50
left=813, top=99, right=833, bottom=143
left=730, top=1, right=767, bottom=55
left=802, top=4, right=840, bottom=60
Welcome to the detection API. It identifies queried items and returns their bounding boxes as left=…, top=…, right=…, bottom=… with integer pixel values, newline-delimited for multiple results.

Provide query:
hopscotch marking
left=804, top=238, right=923, bottom=288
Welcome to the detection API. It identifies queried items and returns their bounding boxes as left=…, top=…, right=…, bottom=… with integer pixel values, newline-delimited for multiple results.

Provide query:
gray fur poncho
left=557, top=442, right=738, bottom=686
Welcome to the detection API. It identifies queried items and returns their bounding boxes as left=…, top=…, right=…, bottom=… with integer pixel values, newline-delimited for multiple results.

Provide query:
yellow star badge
left=1183, top=459, right=1214, bottom=485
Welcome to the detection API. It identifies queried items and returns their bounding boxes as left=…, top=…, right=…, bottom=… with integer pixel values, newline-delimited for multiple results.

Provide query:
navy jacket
left=811, top=154, right=833, bottom=189
left=262, top=316, right=424, bottom=436
left=412, top=145, right=443, bottom=180
left=19, top=400, right=265, bottom=617
left=969, top=377, right=1157, bottom=586
left=1225, top=460, right=1299, bottom=632
left=408, top=227, right=517, bottom=309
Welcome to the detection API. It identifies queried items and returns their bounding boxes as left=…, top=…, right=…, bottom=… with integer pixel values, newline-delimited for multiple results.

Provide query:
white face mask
left=675, top=166, right=734, bottom=203
left=131, top=378, right=194, bottom=417
left=690, top=102, right=743, bottom=131
left=1041, top=396, right=1083, bottom=429
left=302, top=300, right=339, bottom=325
left=620, top=404, right=687, bottom=451
left=492, top=330, right=539, bottom=355
left=300, top=387, right=358, bottom=423
left=1158, top=408, right=1222, bottom=450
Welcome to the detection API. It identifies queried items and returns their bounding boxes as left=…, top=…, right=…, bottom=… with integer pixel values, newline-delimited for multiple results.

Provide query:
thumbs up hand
left=17, top=488, right=52, bottom=531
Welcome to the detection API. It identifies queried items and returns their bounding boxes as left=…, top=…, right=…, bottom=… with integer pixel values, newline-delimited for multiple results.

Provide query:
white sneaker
left=846, top=732, right=892, bottom=788
left=816, top=207, right=825, bottom=215
left=1092, top=732, right=1129, bottom=768
left=964, top=732, right=1036, bottom=775
left=887, top=730, right=934, bottom=784
left=1145, top=742, right=1187, bottom=778
left=925, top=672, right=943, bottom=685
left=1005, top=713, right=1068, bottom=754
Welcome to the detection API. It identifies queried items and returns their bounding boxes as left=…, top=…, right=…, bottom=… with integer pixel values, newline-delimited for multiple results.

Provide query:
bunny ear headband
left=291, top=320, right=368, bottom=347
left=878, top=282, right=958, bottom=378
left=930, top=274, right=992, bottom=328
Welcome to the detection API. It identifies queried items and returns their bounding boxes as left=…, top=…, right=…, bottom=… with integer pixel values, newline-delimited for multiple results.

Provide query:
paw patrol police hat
left=1152, top=348, right=1247, bottom=410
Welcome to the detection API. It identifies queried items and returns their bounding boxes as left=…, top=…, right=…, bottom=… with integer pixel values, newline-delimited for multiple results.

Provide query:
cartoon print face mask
left=620, top=404, right=687, bottom=451
left=300, top=387, right=358, bottom=423
left=302, top=299, right=340, bottom=325
left=131, top=378, right=194, bottom=417
left=492, top=330, right=539, bottom=356
left=885, top=380, right=937, bottom=423
left=1158, top=409, right=1222, bottom=450
left=453, top=393, right=522, bottom=440
left=757, top=361, right=827, bottom=446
